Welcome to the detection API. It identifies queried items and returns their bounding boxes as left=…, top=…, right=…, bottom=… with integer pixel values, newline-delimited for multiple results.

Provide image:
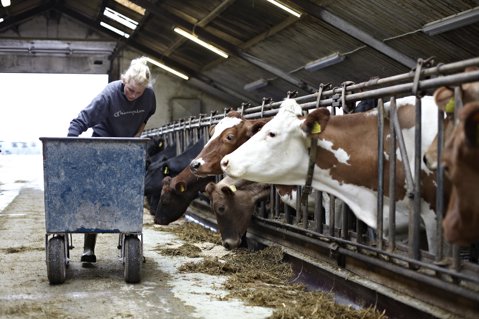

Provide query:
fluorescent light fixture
left=244, top=78, right=268, bottom=91
left=1, top=0, right=11, bottom=7
left=304, top=52, right=345, bottom=72
left=265, top=0, right=301, bottom=18
left=173, top=27, right=229, bottom=58
left=103, top=7, right=138, bottom=30
left=0, top=18, right=4, bottom=23
left=422, top=7, right=479, bottom=35
left=145, top=57, right=189, bottom=80
left=100, top=21, right=130, bottom=38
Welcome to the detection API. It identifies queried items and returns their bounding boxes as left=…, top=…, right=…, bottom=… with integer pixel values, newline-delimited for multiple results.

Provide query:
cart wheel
left=124, top=235, right=141, bottom=284
left=47, top=236, right=66, bottom=285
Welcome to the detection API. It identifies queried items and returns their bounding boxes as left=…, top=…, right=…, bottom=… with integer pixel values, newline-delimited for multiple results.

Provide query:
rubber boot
left=81, top=233, right=97, bottom=263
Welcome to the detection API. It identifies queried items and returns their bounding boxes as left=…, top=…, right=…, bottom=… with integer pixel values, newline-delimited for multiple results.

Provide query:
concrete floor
left=0, top=155, right=272, bottom=319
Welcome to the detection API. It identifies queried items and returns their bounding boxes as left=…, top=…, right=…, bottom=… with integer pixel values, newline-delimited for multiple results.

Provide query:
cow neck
left=301, top=137, right=318, bottom=205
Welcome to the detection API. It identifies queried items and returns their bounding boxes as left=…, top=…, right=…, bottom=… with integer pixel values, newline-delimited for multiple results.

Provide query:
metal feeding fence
left=143, top=57, right=479, bottom=318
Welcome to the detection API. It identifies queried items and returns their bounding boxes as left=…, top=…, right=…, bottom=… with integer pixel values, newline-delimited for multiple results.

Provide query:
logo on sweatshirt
left=114, top=109, right=145, bottom=117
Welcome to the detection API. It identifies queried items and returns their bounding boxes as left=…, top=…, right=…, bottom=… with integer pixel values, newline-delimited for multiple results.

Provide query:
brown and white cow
left=423, top=67, right=479, bottom=170
left=205, top=176, right=270, bottom=249
left=221, top=98, right=441, bottom=252
left=423, top=68, right=479, bottom=245
left=190, top=111, right=267, bottom=176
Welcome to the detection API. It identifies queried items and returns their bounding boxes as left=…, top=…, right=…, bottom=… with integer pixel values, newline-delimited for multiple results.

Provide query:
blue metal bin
left=41, top=137, right=148, bottom=234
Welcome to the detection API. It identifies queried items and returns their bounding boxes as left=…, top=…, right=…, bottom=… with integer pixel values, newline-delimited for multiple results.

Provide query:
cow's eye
left=443, top=163, right=450, bottom=177
left=268, top=132, right=276, bottom=138
left=226, top=134, right=234, bottom=141
left=217, top=206, right=225, bottom=214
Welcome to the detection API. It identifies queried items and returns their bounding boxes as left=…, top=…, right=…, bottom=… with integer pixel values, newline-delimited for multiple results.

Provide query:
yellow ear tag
left=159, top=141, right=163, bottom=147
left=445, top=97, right=455, bottom=113
left=229, top=185, right=237, bottom=192
left=311, top=122, right=322, bottom=134
left=179, top=184, right=185, bottom=192
left=163, top=166, right=169, bottom=175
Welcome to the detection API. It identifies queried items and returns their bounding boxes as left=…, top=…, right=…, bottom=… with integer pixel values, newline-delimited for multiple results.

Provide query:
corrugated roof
left=1, top=0, right=478, bottom=105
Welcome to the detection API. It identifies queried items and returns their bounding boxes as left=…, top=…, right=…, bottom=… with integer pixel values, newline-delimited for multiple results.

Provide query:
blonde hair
left=121, top=56, right=151, bottom=88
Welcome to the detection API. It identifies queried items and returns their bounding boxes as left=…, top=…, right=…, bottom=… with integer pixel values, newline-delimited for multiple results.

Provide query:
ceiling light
left=244, top=78, right=268, bottom=91
left=100, top=21, right=130, bottom=38
left=103, top=7, right=138, bottom=30
left=422, top=7, right=479, bottom=35
left=1, top=0, right=11, bottom=8
left=145, top=57, right=189, bottom=80
left=304, top=52, right=345, bottom=72
left=173, top=27, right=229, bottom=58
left=0, top=18, right=4, bottom=23
left=265, top=0, right=301, bottom=18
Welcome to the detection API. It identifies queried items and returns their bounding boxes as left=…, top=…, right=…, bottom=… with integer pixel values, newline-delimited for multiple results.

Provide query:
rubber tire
left=47, top=236, right=66, bottom=285
left=124, top=236, right=141, bottom=284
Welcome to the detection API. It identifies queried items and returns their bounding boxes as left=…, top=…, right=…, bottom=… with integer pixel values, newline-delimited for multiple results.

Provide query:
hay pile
left=166, top=221, right=387, bottom=319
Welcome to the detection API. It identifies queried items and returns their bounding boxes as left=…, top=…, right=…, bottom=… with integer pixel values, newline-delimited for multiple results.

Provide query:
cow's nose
left=223, top=238, right=240, bottom=250
left=190, top=160, right=200, bottom=172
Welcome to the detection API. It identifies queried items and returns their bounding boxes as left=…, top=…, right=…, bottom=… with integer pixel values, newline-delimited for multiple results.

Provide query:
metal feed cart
left=40, top=137, right=148, bottom=285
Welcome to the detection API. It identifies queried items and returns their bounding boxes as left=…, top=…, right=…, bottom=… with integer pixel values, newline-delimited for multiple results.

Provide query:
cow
left=190, top=111, right=267, bottom=176
left=423, top=67, right=479, bottom=246
left=423, top=67, right=479, bottom=171
left=221, top=98, right=440, bottom=253
left=442, top=101, right=479, bottom=245
left=205, top=176, right=270, bottom=249
left=423, top=68, right=479, bottom=245
left=144, top=136, right=205, bottom=214
left=189, top=107, right=342, bottom=227
left=154, top=168, right=215, bottom=225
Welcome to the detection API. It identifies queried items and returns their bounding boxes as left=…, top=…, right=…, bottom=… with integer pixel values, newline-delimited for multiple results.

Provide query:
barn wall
left=0, top=13, right=232, bottom=131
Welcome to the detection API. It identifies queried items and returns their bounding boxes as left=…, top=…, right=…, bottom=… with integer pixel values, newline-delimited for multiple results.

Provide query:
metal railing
left=143, top=57, right=479, bottom=313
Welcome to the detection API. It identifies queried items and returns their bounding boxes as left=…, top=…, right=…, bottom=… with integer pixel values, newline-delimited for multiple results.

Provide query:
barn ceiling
left=1, top=0, right=479, bottom=105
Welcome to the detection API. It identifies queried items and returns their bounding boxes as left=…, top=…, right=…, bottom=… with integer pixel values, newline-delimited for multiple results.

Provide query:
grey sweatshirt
left=68, top=80, right=156, bottom=137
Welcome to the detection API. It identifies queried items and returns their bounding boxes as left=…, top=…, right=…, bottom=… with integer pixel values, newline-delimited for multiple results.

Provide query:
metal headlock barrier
left=143, top=57, right=479, bottom=318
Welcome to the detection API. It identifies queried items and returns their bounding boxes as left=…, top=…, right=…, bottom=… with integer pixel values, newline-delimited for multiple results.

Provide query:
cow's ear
left=220, top=185, right=235, bottom=197
left=300, top=108, right=330, bottom=137
left=463, top=104, right=479, bottom=147
left=434, top=87, right=455, bottom=113
left=205, top=182, right=216, bottom=196
left=246, top=119, right=267, bottom=137
left=174, top=181, right=187, bottom=193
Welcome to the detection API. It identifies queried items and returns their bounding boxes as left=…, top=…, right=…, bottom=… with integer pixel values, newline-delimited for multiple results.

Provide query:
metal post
left=377, top=98, right=385, bottom=250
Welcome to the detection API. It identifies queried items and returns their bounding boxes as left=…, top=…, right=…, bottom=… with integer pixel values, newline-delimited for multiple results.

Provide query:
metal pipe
left=388, top=97, right=397, bottom=251
left=252, top=216, right=479, bottom=285
left=377, top=98, right=385, bottom=250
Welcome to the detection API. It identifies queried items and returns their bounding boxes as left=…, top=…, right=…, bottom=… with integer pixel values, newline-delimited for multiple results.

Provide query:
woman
left=67, top=56, right=157, bottom=262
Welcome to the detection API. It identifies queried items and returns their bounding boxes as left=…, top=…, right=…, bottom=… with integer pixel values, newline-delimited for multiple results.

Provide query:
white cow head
left=221, top=99, right=323, bottom=185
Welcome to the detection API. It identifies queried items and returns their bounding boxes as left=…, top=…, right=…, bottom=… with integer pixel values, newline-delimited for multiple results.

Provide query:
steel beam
left=294, top=0, right=416, bottom=68
left=130, top=0, right=317, bottom=93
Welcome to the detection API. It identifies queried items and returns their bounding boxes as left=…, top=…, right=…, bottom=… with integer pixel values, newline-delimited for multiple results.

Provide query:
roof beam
left=56, top=4, right=254, bottom=105
left=130, top=0, right=317, bottom=93
left=294, top=0, right=416, bottom=69
left=164, top=0, right=236, bottom=56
